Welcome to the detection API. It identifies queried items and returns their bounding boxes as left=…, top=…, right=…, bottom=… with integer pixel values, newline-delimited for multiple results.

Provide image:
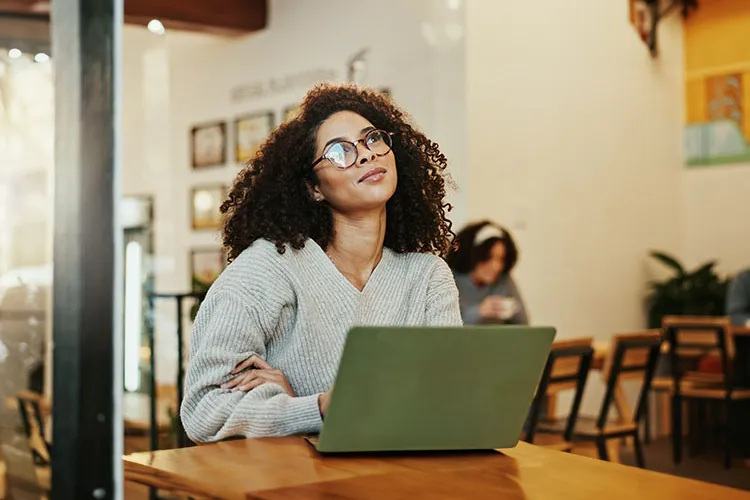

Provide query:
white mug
left=498, top=298, right=518, bottom=320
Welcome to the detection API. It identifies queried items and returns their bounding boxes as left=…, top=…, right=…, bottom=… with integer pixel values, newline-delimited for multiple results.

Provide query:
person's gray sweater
left=180, top=238, right=462, bottom=443
left=452, top=272, right=529, bottom=325
left=726, top=269, right=750, bottom=326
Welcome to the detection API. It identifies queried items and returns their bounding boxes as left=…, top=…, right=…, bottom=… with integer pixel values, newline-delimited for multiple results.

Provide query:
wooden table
left=123, top=437, right=749, bottom=499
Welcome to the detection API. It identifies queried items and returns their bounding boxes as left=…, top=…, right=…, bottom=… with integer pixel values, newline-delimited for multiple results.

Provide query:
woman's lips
left=358, top=167, right=387, bottom=183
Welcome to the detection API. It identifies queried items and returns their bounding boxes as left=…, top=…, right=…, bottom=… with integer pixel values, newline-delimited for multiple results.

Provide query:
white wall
left=684, top=164, right=750, bottom=276
left=123, top=0, right=467, bottom=384
left=465, top=0, right=686, bottom=417
left=466, top=0, right=684, bottom=339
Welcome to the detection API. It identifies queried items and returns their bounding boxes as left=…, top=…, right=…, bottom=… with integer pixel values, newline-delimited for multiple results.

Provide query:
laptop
left=305, top=325, right=555, bottom=453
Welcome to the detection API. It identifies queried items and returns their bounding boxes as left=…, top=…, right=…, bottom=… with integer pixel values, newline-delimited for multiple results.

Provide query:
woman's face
left=472, top=241, right=506, bottom=286
left=311, top=111, right=397, bottom=214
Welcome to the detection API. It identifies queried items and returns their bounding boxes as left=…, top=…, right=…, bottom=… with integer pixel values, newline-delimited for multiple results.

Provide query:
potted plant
left=645, top=251, right=731, bottom=328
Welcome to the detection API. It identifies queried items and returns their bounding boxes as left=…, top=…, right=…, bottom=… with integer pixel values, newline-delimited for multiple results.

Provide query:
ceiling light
left=31, top=1, right=50, bottom=13
left=34, top=53, right=50, bottom=63
left=147, top=19, right=165, bottom=35
left=8, top=48, right=22, bottom=59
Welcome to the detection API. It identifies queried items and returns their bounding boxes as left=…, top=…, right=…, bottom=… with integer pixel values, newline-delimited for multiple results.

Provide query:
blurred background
left=0, top=0, right=749, bottom=498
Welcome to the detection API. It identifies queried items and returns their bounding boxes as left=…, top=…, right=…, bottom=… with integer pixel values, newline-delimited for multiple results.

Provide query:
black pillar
left=50, top=0, right=123, bottom=498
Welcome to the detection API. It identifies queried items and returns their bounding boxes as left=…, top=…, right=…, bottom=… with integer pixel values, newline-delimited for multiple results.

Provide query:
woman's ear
left=306, top=181, right=325, bottom=202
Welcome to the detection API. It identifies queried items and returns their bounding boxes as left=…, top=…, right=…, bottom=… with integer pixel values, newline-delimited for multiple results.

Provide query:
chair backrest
left=526, top=337, right=594, bottom=442
left=662, top=315, right=734, bottom=392
left=596, top=331, right=663, bottom=429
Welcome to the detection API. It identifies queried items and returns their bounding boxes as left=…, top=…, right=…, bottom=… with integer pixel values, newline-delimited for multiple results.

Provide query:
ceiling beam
left=123, top=0, right=267, bottom=35
left=0, top=0, right=268, bottom=35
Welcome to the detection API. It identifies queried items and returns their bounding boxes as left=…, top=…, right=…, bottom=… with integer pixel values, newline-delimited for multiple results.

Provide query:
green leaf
left=649, top=251, right=685, bottom=276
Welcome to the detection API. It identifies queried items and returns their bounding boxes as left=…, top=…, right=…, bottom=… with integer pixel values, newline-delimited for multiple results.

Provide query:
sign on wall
left=230, top=68, right=338, bottom=103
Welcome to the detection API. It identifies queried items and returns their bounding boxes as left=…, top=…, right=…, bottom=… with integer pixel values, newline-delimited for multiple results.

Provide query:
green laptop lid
left=316, top=325, right=555, bottom=453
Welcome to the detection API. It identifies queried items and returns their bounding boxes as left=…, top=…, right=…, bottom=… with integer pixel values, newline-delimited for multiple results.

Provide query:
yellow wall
left=684, top=0, right=750, bottom=140
left=685, top=0, right=750, bottom=73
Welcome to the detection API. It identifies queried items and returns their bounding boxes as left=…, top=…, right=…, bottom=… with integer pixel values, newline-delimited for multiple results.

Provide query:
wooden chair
left=644, top=375, right=673, bottom=443
left=15, top=391, right=51, bottom=467
left=662, top=315, right=750, bottom=469
left=524, top=338, right=594, bottom=451
left=1, top=442, right=50, bottom=500
left=542, top=332, right=662, bottom=467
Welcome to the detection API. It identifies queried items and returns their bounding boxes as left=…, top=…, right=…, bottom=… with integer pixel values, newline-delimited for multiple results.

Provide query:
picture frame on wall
left=235, top=111, right=274, bottom=164
left=191, top=121, right=227, bottom=169
left=190, top=247, right=227, bottom=291
left=190, top=184, right=227, bottom=230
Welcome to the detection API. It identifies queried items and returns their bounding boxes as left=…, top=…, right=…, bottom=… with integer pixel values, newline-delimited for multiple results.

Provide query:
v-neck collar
left=307, top=239, right=391, bottom=295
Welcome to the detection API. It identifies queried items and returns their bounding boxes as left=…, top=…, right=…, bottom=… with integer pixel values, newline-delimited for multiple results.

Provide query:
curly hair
left=444, top=221, right=518, bottom=275
left=220, top=83, right=454, bottom=261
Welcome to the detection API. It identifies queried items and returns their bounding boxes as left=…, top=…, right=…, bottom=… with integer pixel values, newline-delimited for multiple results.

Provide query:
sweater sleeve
left=461, top=304, right=483, bottom=325
left=504, top=275, right=530, bottom=325
left=726, top=271, right=750, bottom=327
left=180, top=290, right=322, bottom=443
left=425, top=259, right=463, bottom=326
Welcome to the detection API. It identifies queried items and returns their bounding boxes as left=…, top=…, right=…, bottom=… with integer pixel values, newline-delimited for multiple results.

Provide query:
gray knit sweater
left=180, top=238, right=462, bottom=443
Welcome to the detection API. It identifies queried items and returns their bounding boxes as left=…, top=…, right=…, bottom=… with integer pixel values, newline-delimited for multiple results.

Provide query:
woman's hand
left=478, top=295, right=505, bottom=320
left=221, top=354, right=296, bottom=397
left=478, top=295, right=518, bottom=320
left=318, top=385, right=334, bottom=418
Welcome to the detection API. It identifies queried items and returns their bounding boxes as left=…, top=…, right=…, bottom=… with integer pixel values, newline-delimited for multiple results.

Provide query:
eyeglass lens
left=325, top=130, right=392, bottom=169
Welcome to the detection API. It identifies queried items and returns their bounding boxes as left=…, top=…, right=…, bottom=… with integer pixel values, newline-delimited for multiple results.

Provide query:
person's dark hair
left=444, top=220, right=518, bottom=275
left=220, top=83, right=453, bottom=261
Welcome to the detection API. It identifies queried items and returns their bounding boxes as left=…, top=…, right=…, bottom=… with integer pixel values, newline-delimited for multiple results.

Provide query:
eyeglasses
left=312, top=129, right=393, bottom=169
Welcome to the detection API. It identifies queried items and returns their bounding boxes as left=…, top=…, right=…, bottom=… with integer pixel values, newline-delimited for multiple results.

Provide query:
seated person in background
left=445, top=221, right=528, bottom=325
left=726, top=268, right=750, bottom=326
left=181, top=84, right=462, bottom=444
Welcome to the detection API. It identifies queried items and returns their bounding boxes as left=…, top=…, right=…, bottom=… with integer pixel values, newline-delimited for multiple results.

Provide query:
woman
left=181, top=84, right=461, bottom=443
left=445, top=221, right=529, bottom=325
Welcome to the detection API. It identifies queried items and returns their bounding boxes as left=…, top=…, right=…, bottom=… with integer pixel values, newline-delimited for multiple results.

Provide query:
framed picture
left=235, top=112, right=274, bottom=164
left=191, top=121, right=227, bottom=169
left=190, top=247, right=227, bottom=290
left=191, top=184, right=227, bottom=230
left=283, top=104, right=301, bottom=122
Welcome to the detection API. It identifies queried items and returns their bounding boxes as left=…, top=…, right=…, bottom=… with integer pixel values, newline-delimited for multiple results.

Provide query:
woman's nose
left=357, top=143, right=376, bottom=166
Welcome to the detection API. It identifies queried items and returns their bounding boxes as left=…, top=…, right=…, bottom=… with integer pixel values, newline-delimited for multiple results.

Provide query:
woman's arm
left=460, top=304, right=483, bottom=325
left=180, top=291, right=322, bottom=443
left=426, top=259, right=463, bottom=326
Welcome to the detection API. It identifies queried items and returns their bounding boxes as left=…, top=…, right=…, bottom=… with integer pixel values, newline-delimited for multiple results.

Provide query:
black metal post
left=146, top=293, right=158, bottom=500
left=149, top=292, right=204, bottom=449
left=175, top=296, right=192, bottom=447
left=176, top=297, right=185, bottom=418
left=50, top=0, right=123, bottom=497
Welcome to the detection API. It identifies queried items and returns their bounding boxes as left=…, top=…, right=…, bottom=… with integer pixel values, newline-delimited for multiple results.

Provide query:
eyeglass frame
left=311, top=129, right=395, bottom=169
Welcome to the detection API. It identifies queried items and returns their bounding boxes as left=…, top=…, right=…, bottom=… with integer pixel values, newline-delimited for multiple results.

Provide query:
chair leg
left=724, top=401, right=733, bottom=469
left=697, top=400, right=706, bottom=455
left=672, top=395, right=682, bottom=465
left=596, top=438, right=609, bottom=462
left=687, top=399, right=702, bottom=457
left=633, top=433, right=646, bottom=469
left=643, top=393, right=651, bottom=445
